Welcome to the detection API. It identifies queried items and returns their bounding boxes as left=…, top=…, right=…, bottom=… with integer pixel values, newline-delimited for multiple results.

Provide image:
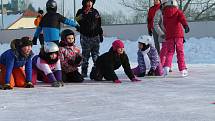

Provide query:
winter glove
left=32, top=37, right=38, bottom=45
left=131, top=78, right=141, bottom=82
left=99, top=35, right=103, bottom=43
left=184, top=26, right=190, bottom=33
left=2, top=84, right=13, bottom=90
left=137, top=72, right=145, bottom=77
left=51, top=81, right=61, bottom=87
left=68, top=59, right=75, bottom=66
left=148, top=30, right=152, bottom=36
left=183, top=38, right=186, bottom=43
left=74, top=54, right=83, bottom=65
left=113, top=80, right=122, bottom=83
left=75, top=25, right=80, bottom=32
left=147, top=68, right=156, bottom=76
left=24, top=82, right=34, bottom=88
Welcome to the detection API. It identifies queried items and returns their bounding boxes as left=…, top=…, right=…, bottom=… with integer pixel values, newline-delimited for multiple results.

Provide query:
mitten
left=148, top=68, right=156, bottom=76
left=74, top=54, right=83, bottom=65
left=75, top=25, right=80, bottom=32
left=184, top=26, right=190, bottom=33
left=113, top=80, right=122, bottom=83
left=148, top=30, right=152, bottom=36
left=25, top=82, right=34, bottom=88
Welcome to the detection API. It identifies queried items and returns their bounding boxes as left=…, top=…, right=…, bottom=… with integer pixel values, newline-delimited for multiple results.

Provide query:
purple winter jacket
left=137, top=45, right=160, bottom=73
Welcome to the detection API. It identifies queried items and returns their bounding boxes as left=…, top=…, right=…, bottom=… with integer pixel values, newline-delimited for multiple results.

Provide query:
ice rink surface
left=0, top=64, right=215, bottom=121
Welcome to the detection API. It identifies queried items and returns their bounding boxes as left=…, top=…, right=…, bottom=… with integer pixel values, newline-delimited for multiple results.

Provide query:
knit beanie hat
left=112, top=39, right=124, bottom=51
left=16, top=36, right=32, bottom=49
left=82, top=0, right=95, bottom=6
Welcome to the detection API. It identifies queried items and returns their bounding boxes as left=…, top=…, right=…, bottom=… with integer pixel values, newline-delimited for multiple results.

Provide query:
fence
left=0, top=0, right=215, bottom=30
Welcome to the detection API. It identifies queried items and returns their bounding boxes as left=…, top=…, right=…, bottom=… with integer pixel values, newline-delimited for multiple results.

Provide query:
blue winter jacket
left=34, top=12, right=78, bottom=42
left=0, top=49, right=33, bottom=84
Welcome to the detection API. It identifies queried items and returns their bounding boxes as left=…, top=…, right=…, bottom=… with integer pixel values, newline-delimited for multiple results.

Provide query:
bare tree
left=120, top=0, right=215, bottom=21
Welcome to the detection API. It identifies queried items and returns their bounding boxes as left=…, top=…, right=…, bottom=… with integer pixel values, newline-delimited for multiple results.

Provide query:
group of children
left=0, top=0, right=190, bottom=90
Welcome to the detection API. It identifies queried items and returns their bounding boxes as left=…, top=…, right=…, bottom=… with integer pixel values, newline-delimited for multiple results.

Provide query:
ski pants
left=163, top=38, right=186, bottom=71
left=132, top=65, right=163, bottom=76
left=62, top=70, right=84, bottom=83
left=32, top=66, right=61, bottom=84
left=0, top=64, right=26, bottom=88
left=80, top=35, right=100, bottom=74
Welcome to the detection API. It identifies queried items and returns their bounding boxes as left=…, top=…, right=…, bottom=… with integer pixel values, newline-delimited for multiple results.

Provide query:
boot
left=181, top=69, right=188, bottom=77
left=163, top=67, right=170, bottom=77
left=81, top=69, right=87, bottom=78
left=2, top=84, right=13, bottom=90
left=51, top=81, right=61, bottom=87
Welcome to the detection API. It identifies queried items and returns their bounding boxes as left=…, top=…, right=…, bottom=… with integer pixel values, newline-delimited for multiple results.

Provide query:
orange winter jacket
left=34, top=15, right=43, bottom=27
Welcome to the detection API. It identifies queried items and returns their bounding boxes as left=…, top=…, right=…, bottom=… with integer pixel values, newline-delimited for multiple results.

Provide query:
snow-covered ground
left=0, top=36, right=215, bottom=121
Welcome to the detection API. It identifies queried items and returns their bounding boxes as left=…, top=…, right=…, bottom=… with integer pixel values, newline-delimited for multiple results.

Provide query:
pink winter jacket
left=59, top=45, right=81, bottom=73
left=163, top=6, right=188, bottom=39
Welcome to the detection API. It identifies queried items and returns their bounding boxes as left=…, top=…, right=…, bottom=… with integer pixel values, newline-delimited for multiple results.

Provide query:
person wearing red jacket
left=147, top=0, right=161, bottom=54
left=162, top=0, right=190, bottom=77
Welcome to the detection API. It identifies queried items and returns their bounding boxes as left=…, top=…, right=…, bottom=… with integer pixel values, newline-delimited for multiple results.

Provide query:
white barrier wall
left=0, top=21, right=215, bottom=43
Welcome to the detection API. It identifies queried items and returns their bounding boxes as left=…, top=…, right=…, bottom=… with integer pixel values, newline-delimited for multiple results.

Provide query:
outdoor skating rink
left=0, top=64, right=215, bottom=121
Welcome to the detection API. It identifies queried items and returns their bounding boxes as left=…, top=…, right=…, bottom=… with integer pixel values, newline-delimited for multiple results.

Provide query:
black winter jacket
left=76, top=8, right=103, bottom=37
left=95, top=47, right=135, bottom=81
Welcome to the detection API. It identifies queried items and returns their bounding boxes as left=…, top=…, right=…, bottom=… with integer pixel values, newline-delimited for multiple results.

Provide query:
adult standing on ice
left=76, top=0, right=103, bottom=77
left=162, top=0, right=190, bottom=77
left=147, top=0, right=161, bottom=54
left=90, top=40, right=141, bottom=83
left=33, top=0, right=80, bottom=45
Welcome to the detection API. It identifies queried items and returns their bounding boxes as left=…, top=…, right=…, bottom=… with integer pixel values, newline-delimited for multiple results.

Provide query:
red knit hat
left=112, top=39, right=124, bottom=51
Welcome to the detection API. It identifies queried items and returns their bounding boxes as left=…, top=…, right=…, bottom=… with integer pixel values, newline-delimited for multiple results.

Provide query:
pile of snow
left=0, top=36, right=215, bottom=65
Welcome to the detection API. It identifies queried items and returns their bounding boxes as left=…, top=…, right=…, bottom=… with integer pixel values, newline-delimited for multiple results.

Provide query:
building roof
left=7, top=9, right=38, bottom=29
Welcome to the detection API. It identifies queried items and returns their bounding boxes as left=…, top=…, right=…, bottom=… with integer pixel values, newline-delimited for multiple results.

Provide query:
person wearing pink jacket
left=162, top=0, right=190, bottom=77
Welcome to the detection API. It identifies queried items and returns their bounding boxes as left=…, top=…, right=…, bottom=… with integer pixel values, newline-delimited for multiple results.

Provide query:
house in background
left=7, top=9, right=37, bottom=29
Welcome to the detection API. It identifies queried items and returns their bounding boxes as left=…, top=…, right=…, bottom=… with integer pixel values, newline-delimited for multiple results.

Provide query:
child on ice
left=33, top=0, right=79, bottom=45
left=132, top=35, right=163, bottom=77
left=90, top=39, right=141, bottom=83
left=162, top=0, right=190, bottom=77
left=59, top=29, right=84, bottom=83
left=32, top=42, right=64, bottom=87
left=0, top=37, right=34, bottom=90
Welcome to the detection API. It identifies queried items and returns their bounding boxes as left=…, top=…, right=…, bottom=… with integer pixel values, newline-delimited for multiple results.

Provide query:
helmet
left=61, top=29, right=75, bottom=41
left=46, top=0, right=57, bottom=12
left=162, top=0, right=178, bottom=7
left=137, top=35, right=152, bottom=45
left=44, top=42, right=59, bottom=53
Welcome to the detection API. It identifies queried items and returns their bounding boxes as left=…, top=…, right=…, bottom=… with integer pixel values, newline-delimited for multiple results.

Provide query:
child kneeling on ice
left=0, top=37, right=34, bottom=90
left=59, top=29, right=84, bottom=83
left=90, top=39, right=141, bottom=83
left=32, top=42, right=64, bottom=87
left=132, top=35, right=163, bottom=77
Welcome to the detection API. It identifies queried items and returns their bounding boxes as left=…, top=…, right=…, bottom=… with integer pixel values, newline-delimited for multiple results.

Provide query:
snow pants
left=0, top=64, right=26, bottom=88
left=32, top=66, right=61, bottom=84
left=80, top=35, right=100, bottom=75
left=163, top=38, right=186, bottom=71
left=132, top=64, right=163, bottom=76
left=62, top=70, right=84, bottom=83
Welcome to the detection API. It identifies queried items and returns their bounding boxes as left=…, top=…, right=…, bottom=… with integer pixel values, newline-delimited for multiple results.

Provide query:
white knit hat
left=162, top=0, right=178, bottom=7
